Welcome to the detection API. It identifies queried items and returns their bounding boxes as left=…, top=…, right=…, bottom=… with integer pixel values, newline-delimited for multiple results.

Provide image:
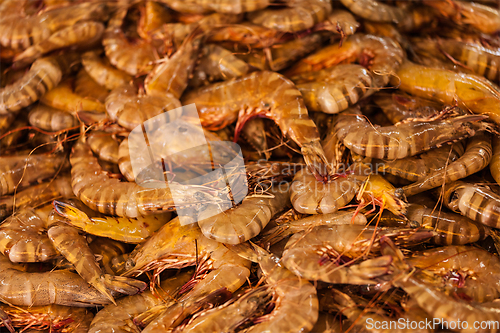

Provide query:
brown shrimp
left=182, top=71, right=332, bottom=181
left=247, top=0, right=332, bottom=32
left=87, top=130, right=120, bottom=164
left=442, top=180, right=500, bottom=229
left=0, top=53, right=79, bottom=114
left=286, top=33, right=404, bottom=87
left=340, top=0, right=408, bottom=23
left=402, top=133, right=493, bottom=196
left=291, top=64, right=376, bottom=114
left=157, top=0, right=269, bottom=14
left=81, top=50, right=132, bottom=91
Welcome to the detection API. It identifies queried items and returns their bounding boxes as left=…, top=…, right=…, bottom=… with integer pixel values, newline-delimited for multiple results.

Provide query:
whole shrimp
left=0, top=53, right=79, bottom=114
left=182, top=71, right=332, bottom=181
left=81, top=50, right=132, bottom=90
left=340, top=0, right=408, bottom=23
left=286, top=33, right=404, bottom=87
left=441, top=180, right=500, bottom=229
left=247, top=0, right=332, bottom=32
left=88, top=237, right=130, bottom=275
left=394, top=61, right=500, bottom=124
left=197, top=186, right=290, bottom=244
left=402, top=133, right=493, bottom=196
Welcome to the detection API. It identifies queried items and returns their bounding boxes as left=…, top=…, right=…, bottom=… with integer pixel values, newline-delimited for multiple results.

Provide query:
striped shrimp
left=441, top=180, right=500, bottom=229
left=87, top=130, right=120, bottom=164
left=81, top=51, right=132, bottom=91
left=290, top=64, right=376, bottom=114
left=491, top=135, right=500, bottom=185
left=196, top=186, right=290, bottom=244
left=0, top=153, right=68, bottom=196
left=405, top=203, right=489, bottom=245
left=394, top=61, right=500, bottom=124
left=70, top=140, right=221, bottom=218
left=157, top=0, right=269, bottom=14
left=286, top=33, right=404, bottom=87
left=340, top=0, right=408, bottom=23
left=182, top=71, right=332, bottom=181
left=247, top=0, right=332, bottom=32
left=401, top=133, right=493, bottom=196
left=0, top=53, right=79, bottom=114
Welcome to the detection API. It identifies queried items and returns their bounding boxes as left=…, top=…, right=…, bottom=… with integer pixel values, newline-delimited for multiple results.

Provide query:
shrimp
left=239, top=117, right=270, bottom=160
left=340, top=0, right=408, bottom=23
left=402, top=133, right=493, bottom=196
left=291, top=64, right=376, bottom=114
left=373, top=92, right=443, bottom=124
left=406, top=204, right=489, bottom=245
left=88, top=237, right=130, bottom=275
left=117, top=138, right=135, bottom=182
left=442, top=180, right=500, bottom=229
left=70, top=140, right=220, bottom=217
left=74, top=69, right=109, bottom=103
left=342, top=110, right=488, bottom=159
left=89, top=270, right=193, bottom=333
left=230, top=243, right=318, bottom=333
left=40, top=78, right=106, bottom=115
left=0, top=53, right=79, bottom=114
left=157, top=0, right=269, bottom=14
left=102, top=8, right=158, bottom=76
left=247, top=0, right=332, bottom=32
left=87, top=130, right=120, bottom=164
left=491, top=135, right=500, bottom=185
left=0, top=175, right=73, bottom=221
left=52, top=200, right=171, bottom=244
left=105, top=85, right=181, bottom=131
left=182, top=71, right=332, bottom=181
left=377, top=141, right=466, bottom=182
left=47, top=222, right=147, bottom=304
left=381, top=237, right=500, bottom=332
left=189, top=44, right=252, bottom=88
left=423, top=0, right=500, bottom=34
left=357, top=173, right=408, bottom=216
left=0, top=304, right=93, bottom=333
left=0, top=153, right=68, bottom=196
left=197, top=186, right=290, bottom=244
left=286, top=33, right=404, bottom=87
left=81, top=50, right=132, bottom=90
left=138, top=0, right=173, bottom=40
left=394, top=61, right=500, bottom=124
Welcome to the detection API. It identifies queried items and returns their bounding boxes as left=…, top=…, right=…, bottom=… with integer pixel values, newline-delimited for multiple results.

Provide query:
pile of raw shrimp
left=1, top=0, right=500, bottom=332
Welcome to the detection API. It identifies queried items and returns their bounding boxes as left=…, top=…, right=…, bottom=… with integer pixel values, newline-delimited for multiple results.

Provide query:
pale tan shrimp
left=13, top=21, right=105, bottom=65
left=230, top=243, right=318, bottom=333
left=0, top=153, right=67, bottom=196
left=105, top=85, right=181, bottom=131
left=47, top=222, right=147, bottom=304
left=103, top=8, right=158, bottom=76
left=40, top=78, right=106, bottom=115
left=247, top=0, right=332, bottom=32
left=197, top=186, right=290, bottom=244
left=81, top=51, right=132, bottom=90
left=406, top=203, right=489, bottom=245
left=87, top=130, right=120, bottom=164
left=74, top=69, right=109, bottom=103
left=402, top=133, right=493, bottom=196
left=377, top=141, right=466, bottom=182
left=70, top=140, right=219, bottom=217
left=53, top=200, right=171, bottom=244
left=394, top=61, right=500, bottom=124
left=0, top=205, right=58, bottom=263
left=0, top=53, right=79, bottom=114
left=189, top=44, right=252, bottom=88
left=0, top=175, right=73, bottom=221
left=286, top=33, right=404, bottom=87
left=442, top=180, right=500, bottom=229
left=491, top=136, right=500, bottom=185
left=291, top=64, right=376, bottom=114
left=157, top=0, right=269, bottom=14
left=182, top=71, right=332, bottom=181
left=424, top=0, right=500, bottom=34
left=89, top=270, right=193, bottom=333
left=0, top=304, right=93, bottom=333
left=340, top=0, right=408, bottom=23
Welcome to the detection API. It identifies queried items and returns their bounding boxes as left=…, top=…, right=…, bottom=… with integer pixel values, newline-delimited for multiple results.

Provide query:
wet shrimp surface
left=1, top=0, right=500, bottom=332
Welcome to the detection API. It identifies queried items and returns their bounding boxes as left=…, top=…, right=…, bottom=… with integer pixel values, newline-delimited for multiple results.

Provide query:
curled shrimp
left=442, top=180, right=500, bottom=229
left=286, top=33, right=404, bottom=87
left=182, top=71, right=332, bottom=181
left=291, top=64, right=376, bottom=114
left=394, top=61, right=500, bottom=124
left=0, top=53, right=79, bottom=114
left=340, top=0, right=408, bottom=23
left=247, top=0, right=332, bottom=32
left=402, top=133, right=493, bottom=196
left=81, top=50, right=132, bottom=91
left=197, top=186, right=290, bottom=244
